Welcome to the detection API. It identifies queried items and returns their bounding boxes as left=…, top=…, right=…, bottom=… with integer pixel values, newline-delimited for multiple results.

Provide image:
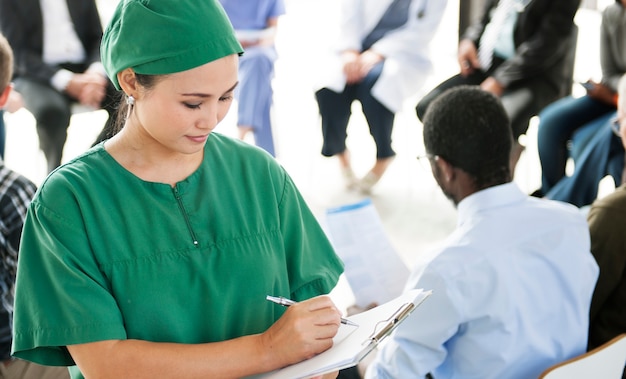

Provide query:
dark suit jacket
left=587, top=184, right=626, bottom=351
left=0, top=0, right=104, bottom=84
left=463, top=0, right=581, bottom=96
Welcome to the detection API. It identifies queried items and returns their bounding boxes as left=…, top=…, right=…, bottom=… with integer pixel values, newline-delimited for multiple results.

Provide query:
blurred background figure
left=0, top=32, right=69, bottom=379
left=313, top=0, right=448, bottom=194
left=586, top=75, right=626, bottom=379
left=416, top=0, right=581, bottom=176
left=532, top=0, right=626, bottom=207
left=219, top=0, right=285, bottom=157
left=0, top=0, right=119, bottom=173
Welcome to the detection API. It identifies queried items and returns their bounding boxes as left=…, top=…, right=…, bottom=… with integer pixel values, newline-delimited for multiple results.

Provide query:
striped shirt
left=0, top=163, right=36, bottom=360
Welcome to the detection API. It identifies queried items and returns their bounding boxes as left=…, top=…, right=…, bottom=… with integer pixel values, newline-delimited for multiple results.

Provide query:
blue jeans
left=537, top=95, right=616, bottom=193
left=545, top=116, right=623, bottom=207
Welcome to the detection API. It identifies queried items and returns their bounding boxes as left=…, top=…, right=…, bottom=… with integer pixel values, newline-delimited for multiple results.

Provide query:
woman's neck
left=104, top=128, right=204, bottom=186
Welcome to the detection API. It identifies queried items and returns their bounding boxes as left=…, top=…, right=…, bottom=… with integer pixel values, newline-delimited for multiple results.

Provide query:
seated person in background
left=536, top=112, right=624, bottom=207
left=314, top=0, right=448, bottom=194
left=0, top=0, right=119, bottom=173
left=535, top=77, right=626, bottom=208
left=533, top=0, right=626, bottom=204
left=219, top=0, right=285, bottom=157
left=363, top=86, right=599, bottom=379
left=416, top=0, right=580, bottom=174
left=587, top=74, right=626, bottom=369
left=0, top=32, right=69, bottom=379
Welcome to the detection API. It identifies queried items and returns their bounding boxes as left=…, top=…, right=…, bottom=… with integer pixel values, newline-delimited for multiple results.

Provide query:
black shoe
left=530, top=189, right=544, bottom=198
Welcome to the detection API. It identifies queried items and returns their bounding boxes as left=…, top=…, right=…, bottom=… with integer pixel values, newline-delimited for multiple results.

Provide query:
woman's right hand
left=260, top=295, right=342, bottom=368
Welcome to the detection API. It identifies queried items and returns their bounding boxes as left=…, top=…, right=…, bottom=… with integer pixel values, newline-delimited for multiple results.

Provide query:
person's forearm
left=68, top=334, right=278, bottom=379
left=67, top=296, right=341, bottom=378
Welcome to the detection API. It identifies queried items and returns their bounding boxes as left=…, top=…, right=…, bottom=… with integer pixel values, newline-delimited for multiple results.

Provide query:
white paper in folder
left=324, top=198, right=410, bottom=308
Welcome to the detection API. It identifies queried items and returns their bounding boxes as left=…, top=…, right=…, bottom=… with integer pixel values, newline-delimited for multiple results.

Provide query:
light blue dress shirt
left=365, top=182, right=599, bottom=379
left=491, top=4, right=517, bottom=59
left=489, top=0, right=532, bottom=60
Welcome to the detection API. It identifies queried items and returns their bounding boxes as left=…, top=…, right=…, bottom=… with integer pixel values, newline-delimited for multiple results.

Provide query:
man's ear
left=434, top=155, right=455, bottom=183
left=117, top=68, right=138, bottom=96
left=0, top=84, right=12, bottom=109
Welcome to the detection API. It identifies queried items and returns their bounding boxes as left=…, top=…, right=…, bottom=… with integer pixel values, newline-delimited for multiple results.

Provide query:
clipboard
left=252, top=289, right=432, bottom=379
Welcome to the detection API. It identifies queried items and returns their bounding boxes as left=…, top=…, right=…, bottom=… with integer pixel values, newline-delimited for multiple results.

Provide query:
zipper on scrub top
left=172, top=186, right=199, bottom=246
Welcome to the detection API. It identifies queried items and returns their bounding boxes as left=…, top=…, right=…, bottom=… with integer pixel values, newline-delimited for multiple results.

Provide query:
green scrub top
left=11, top=133, right=344, bottom=374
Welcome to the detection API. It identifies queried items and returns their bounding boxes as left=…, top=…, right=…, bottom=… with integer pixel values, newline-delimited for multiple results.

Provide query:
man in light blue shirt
left=365, top=86, right=599, bottom=379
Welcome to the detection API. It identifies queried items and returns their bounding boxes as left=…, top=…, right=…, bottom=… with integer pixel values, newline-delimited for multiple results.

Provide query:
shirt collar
left=456, top=182, right=526, bottom=227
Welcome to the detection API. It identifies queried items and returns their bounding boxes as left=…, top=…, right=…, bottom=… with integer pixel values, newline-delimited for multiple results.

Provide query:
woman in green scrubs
left=10, top=1, right=345, bottom=378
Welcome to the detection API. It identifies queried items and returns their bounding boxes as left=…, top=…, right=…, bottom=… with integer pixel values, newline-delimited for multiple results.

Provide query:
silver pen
left=266, top=295, right=359, bottom=327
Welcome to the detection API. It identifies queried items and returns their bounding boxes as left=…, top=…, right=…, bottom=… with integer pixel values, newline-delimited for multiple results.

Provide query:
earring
left=126, top=95, right=135, bottom=106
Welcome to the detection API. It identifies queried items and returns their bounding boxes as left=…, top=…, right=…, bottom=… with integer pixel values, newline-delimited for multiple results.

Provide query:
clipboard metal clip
left=362, top=302, right=416, bottom=346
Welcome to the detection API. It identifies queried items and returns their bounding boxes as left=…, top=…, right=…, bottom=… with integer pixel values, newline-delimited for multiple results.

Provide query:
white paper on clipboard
left=324, top=198, right=410, bottom=308
left=251, top=289, right=432, bottom=379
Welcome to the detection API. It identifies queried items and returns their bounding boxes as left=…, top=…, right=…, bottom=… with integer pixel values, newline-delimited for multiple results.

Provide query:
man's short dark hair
left=422, top=85, right=513, bottom=188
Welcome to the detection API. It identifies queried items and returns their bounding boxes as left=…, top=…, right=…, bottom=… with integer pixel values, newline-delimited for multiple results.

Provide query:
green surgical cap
left=101, top=0, right=244, bottom=89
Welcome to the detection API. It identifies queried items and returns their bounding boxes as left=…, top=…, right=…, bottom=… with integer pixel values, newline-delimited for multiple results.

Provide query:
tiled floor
left=2, top=0, right=611, bottom=308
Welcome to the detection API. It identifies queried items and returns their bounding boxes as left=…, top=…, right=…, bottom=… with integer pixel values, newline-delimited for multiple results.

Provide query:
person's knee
left=416, top=98, right=429, bottom=121
left=536, top=107, right=562, bottom=134
left=34, top=103, right=71, bottom=130
left=416, top=90, right=441, bottom=121
left=315, top=88, right=343, bottom=111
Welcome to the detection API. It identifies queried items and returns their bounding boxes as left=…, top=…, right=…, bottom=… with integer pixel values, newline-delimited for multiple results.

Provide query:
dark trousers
left=0, top=359, right=70, bottom=379
left=337, top=366, right=361, bottom=379
left=337, top=366, right=435, bottom=378
left=416, top=59, right=559, bottom=140
left=315, top=61, right=396, bottom=160
left=15, top=68, right=119, bottom=173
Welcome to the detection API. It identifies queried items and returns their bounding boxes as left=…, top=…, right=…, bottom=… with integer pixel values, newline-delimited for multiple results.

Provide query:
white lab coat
left=313, top=0, right=448, bottom=113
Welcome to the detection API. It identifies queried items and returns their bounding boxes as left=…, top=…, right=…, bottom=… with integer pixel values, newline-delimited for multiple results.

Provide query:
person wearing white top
left=363, top=86, right=599, bottom=379
left=0, top=0, right=118, bottom=173
left=313, top=0, right=447, bottom=194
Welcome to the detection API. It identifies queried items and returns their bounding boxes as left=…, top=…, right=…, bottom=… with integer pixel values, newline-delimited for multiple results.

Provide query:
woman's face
left=130, top=54, right=239, bottom=154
